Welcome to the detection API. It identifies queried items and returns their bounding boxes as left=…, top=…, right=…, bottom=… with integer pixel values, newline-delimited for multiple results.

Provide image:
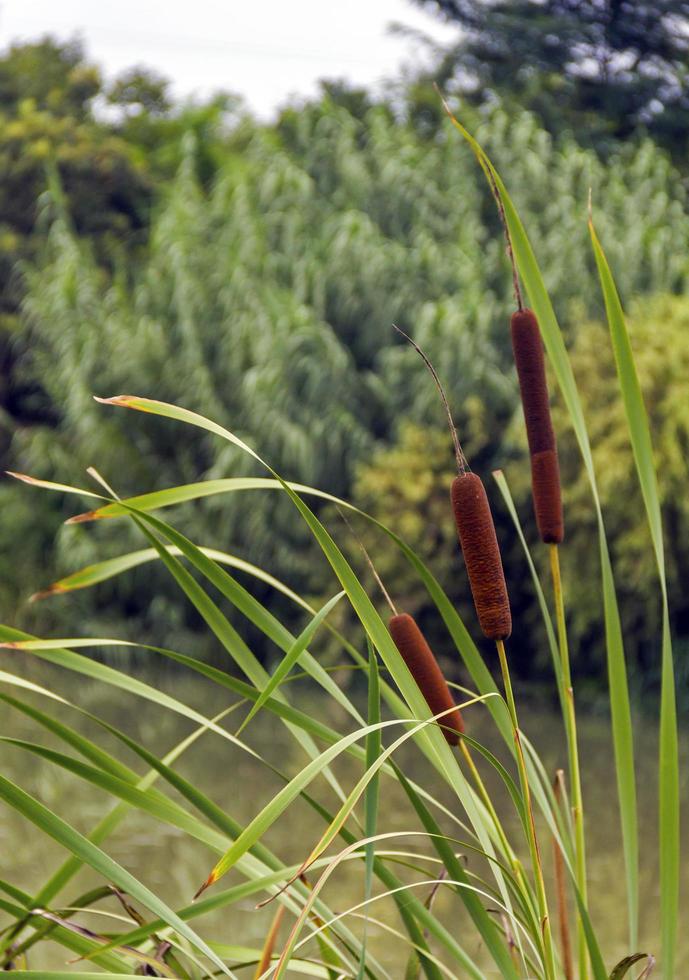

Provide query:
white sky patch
left=0, top=0, right=457, bottom=118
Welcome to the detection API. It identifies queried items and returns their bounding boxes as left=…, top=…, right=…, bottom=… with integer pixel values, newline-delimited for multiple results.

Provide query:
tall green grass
left=0, top=118, right=676, bottom=979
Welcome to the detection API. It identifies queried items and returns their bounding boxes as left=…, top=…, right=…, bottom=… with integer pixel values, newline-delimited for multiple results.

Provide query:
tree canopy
left=412, top=1, right=689, bottom=153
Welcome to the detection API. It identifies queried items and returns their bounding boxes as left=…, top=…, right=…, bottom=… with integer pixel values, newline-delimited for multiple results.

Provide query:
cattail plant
left=391, top=326, right=512, bottom=642
left=393, top=323, right=557, bottom=980
left=482, top=157, right=588, bottom=980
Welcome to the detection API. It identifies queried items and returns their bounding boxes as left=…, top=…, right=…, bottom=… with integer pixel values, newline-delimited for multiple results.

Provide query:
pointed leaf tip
left=65, top=510, right=100, bottom=524
left=30, top=584, right=66, bottom=602
left=192, top=870, right=217, bottom=901
left=6, top=471, right=39, bottom=485
left=94, top=395, right=130, bottom=405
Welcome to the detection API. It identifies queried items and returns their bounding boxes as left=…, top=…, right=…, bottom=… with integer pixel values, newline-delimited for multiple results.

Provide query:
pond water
left=0, top=658, right=686, bottom=976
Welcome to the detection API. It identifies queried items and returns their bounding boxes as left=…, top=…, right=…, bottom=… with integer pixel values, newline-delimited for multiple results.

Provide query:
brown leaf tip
left=93, top=395, right=132, bottom=406
left=6, top=471, right=41, bottom=486
left=192, top=871, right=217, bottom=901
left=65, top=510, right=101, bottom=525
left=30, top=584, right=66, bottom=602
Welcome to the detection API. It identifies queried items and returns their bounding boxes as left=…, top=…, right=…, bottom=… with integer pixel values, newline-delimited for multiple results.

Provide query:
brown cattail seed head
left=510, top=308, right=564, bottom=544
left=510, top=309, right=555, bottom=454
left=531, top=449, right=564, bottom=544
left=451, top=473, right=512, bottom=641
left=388, top=613, right=464, bottom=744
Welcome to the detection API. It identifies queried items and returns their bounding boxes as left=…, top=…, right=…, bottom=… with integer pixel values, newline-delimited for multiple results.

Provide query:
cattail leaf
left=0, top=668, right=372, bottom=971
left=0, top=973, right=146, bottom=978
left=608, top=952, right=653, bottom=978
left=444, top=111, right=639, bottom=956
left=116, top=502, right=364, bottom=737
left=0, top=736, right=231, bottom=852
left=590, top=221, right=678, bottom=980
left=27, top=909, right=179, bottom=979
left=116, top=507, right=356, bottom=809
left=0, top=629, right=260, bottom=760
left=200, top=716, right=431, bottom=891
left=0, top=775, right=232, bottom=976
left=0, top=680, right=236, bottom=916
left=237, top=589, right=346, bottom=735
left=56, top=466, right=513, bottom=746
left=1, top=637, right=460, bottom=838
left=359, top=639, right=381, bottom=980
left=273, top=832, right=524, bottom=980
left=0, top=903, right=132, bottom=974
left=32, top=545, right=310, bottom=612
left=5, top=471, right=104, bottom=500
left=391, top=760, right=528, bottom=974
left=94, top=396, right=518, bottom=925
left=66, top=477, right=325, bottom=523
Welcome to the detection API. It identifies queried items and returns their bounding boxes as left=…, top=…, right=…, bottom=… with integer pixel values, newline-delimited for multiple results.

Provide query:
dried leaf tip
left=6, top=471, right=41, bottom=486
left=392, top=323, right=468, bottom=475
left=30, top=585, right=65, bottom=602
left=65, top=509, right=101, bottom=525
left=192, top=871, right=217, bottom=901
left=93, top=394, right=131, bottom=405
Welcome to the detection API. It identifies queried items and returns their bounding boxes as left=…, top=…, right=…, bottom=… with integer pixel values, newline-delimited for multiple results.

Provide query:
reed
left=394, top=322, right=557, bottom=979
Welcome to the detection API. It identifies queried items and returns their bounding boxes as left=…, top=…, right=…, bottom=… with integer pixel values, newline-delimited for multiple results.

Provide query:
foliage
left=0, top=37, right=237, bottom=452
left=548, top=293, right=689, bottom=676
left=411, top=0, right=689, bottom=155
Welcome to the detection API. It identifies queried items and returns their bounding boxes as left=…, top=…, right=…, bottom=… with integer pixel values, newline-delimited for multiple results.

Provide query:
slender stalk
left=552, top=770, right=574, bottom=980
left=550, top=543, right=588, bottom=980
left=459, top=739, right=541, bottom=949
left=496, top=638, right=557, bottom=980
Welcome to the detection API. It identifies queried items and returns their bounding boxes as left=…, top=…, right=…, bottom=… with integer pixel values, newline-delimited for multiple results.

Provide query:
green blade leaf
left=590, top=219, right=678, bottom=979
left=237, top=590, right=345, bottom=735
left=0, top=774, right=231, bottom=975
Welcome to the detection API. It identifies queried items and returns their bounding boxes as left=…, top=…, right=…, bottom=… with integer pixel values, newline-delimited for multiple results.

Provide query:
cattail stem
left=550, top=543, right=588, bottom=980
left=496, top=639, right=557, bottom=980
left=337, top=506, right=398, bottom=615
left=392, top=323, right=468, bottom=475
left=460, top=739, right=520, bottom=873
left=460, top=737, right=543, bottom=955
left=485, top=166, right=523, bottom=312
left=553, top=770, right=575, bottom=980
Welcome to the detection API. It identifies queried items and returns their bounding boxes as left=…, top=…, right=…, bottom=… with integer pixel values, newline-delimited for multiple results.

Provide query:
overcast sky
left=0, top=0, right=456, bottom=117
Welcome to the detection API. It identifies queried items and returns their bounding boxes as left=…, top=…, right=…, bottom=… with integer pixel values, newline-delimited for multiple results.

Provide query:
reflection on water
left=0, top=659, right=686, bottom=975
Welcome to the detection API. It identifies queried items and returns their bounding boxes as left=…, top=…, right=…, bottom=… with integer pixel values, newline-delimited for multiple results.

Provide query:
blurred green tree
left=547, top=293, right=689, bottom=682
left=410, top=0, right=689, bottom=155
